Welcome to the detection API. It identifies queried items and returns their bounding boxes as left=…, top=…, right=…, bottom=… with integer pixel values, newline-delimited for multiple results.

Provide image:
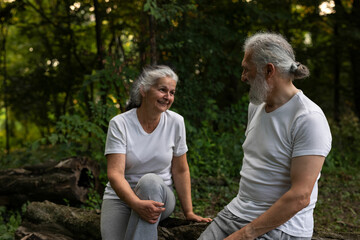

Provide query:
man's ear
left=265, top=63, right=275, bottom=80
left=140, top=86, right=146, bottom=97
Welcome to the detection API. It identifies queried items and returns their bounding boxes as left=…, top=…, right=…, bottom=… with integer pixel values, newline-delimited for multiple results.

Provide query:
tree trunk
left=15, top=201, right=101, bottom=240
left=149, top=14, right=157, bottom=65
left=139, top=12, right=148, bottom=68
left=1, top=23, right=10, bottom=154
left=93, top=0, right=104, bottom=69
left=0, top=157, right=100, bottom=207
left=350, top=0, right=360, bottom=118
left=15, top=201, right=209, bottom=240
left=333, top=21, right=341, bottom=123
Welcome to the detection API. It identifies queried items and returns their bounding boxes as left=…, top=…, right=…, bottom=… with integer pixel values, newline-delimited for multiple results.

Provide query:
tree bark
left=333, top=19, right=340, bottom=123
left=0, top=157, right=100, bottom=207
left=14, top=201, right=358, bottom=240
left=350, top=0, right=360, bottom=118
left=1, top=22, right=10, bottom=154
left=15, top=201, right=209, bottom=240
left=15, top=201, right=101, bottom=240
left=93, top=0, right=104, bottom=69
left=149, top=14, right=157, bottom=65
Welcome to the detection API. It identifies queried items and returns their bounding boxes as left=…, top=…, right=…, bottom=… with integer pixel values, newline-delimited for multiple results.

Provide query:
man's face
left=241, top=52, right=270, bottom=105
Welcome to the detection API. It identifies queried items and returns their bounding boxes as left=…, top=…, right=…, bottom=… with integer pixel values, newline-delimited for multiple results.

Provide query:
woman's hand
left=185, top=211, right=212, bottom=223
left=132, top=199, right=166, bottom=224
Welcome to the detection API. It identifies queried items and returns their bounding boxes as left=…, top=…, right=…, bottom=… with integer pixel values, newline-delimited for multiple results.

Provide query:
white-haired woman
left=100, top=65, right=211, bottom=240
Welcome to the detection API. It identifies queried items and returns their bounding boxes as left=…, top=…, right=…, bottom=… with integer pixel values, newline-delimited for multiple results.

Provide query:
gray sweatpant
left=100, top=173, right=176, bottom=240
left=198, top=207, right=312, bottom=240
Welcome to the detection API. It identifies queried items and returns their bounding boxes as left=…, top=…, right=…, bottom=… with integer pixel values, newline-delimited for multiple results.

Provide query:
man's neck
left=265, top=80, right=299, bottom=113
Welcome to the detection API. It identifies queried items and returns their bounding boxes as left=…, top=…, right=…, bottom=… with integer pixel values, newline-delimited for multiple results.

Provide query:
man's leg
left=257, top=229, right=312, bottom=240
left=198, top=207, right=249, bottom=240
left=124, top=173, right=176, bottom=240
left=199, top=207, right=312, bottom=240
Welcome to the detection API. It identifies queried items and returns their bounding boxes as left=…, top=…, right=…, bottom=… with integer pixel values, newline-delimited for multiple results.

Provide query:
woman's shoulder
left=165, top=109, right=184, bottom=121
left=110, top=108, right=136, bottom=123
left=164, top=110, right=185, bottom=127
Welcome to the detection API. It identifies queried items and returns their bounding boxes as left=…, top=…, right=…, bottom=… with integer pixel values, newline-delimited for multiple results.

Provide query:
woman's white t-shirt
left=103, top=108, right=188, bottom=200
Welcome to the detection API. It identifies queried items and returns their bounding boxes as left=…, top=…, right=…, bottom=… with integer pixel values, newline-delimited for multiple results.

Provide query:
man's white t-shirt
left=227, top=91, right=332, bottom=237
left=103, top=108, right=188, bottom=200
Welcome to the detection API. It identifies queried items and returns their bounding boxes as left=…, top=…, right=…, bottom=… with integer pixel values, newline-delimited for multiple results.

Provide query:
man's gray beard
left=249, top=75, right=270, bottom=105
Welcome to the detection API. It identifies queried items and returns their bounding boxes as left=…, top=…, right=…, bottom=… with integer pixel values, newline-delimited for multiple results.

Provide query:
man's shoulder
left=248, top=102, right=265, bottom=117
left=294, top=92, right=325, bottom=116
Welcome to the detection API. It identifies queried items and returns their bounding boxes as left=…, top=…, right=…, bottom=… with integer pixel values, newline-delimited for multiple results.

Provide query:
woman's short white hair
left=126, top=65, right=178, bottom=110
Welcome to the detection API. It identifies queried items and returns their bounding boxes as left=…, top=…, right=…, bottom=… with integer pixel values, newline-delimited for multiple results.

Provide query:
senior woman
left=100, top=65, right=211, bottom=240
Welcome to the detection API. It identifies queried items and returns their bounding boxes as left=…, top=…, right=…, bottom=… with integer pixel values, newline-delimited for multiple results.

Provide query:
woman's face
left=142, top=77, right=177, bottom=113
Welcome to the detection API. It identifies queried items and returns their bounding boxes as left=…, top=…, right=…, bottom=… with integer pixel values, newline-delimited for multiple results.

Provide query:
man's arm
left=225, top=155, right=325, bottom=240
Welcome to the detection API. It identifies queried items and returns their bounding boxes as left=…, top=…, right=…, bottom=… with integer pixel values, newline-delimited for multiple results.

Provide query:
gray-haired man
left=198, top=32, right=332, bottom=240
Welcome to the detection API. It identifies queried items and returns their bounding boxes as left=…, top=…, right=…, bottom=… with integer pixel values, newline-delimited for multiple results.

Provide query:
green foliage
left=0, top=204, right=27, bottom=240
left=184, top=97, right=248, bottom=178
left=1, top=1, right=360, bottom=227
left=315, top=168, right=360, bottom=233
left=27, top=57, right=135, bottom=166
left=326, top=110, right=360, bottom=170
left=81, top=170, right=103, bottom=210
left=144, top=0, right=196, bottom=23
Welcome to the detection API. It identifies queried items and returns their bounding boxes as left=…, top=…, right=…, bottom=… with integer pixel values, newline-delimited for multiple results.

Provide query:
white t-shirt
left=227, top=91, right=332, bottom=237
left=103, top=108, right=188, bottom=200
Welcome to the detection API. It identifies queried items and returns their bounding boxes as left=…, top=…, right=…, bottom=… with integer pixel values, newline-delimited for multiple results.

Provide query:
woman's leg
left=101, top=198, right=131, bottom=240
left=124, top=173, right=176, bottom=240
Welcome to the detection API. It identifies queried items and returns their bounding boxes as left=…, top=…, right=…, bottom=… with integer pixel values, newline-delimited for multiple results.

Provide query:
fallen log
left=15, top=201, right=356, bottom=240
left=15, top=201, right=101, bottom=240
left=15, top=201, right=210, bottom=240
left=0, top=157, right=100, bottom=207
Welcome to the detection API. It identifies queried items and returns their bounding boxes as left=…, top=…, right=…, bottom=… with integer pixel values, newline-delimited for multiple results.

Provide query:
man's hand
left=185, top=211, right=212, bottom=223
left=132, top=200, right=166, bottom=224
left=224, top=224, right=255, bottom=240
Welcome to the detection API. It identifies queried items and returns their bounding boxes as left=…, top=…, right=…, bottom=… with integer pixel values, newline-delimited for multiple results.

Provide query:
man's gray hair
left=126, top=65, right=178, bottom=110
left=244, top=32, right=309, bottom=80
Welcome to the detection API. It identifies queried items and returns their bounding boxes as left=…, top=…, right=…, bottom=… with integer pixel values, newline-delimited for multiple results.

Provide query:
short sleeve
left=292, top=112, right=332, bottom=158
left=104, top=117, right=127, bottom=155
left=173, top=116, right=188, bottom=157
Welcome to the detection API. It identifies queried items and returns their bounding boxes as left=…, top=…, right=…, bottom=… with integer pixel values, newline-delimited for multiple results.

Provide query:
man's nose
left=241, top=74, right=246, bottom=83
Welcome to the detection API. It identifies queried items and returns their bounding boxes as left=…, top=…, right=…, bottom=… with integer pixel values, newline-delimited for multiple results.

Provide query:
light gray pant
left=198, top=207, right=312, bottom=240
left=101, top=173, right=176, bottom=240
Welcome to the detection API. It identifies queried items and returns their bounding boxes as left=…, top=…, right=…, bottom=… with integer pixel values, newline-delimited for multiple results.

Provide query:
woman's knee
left=136, top=173, right=164, bottom=191
left=134, top=173, right=166, bottom=198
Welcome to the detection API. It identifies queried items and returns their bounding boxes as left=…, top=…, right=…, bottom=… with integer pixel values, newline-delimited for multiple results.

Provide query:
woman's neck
left=136, top=107, right=161, bottom=133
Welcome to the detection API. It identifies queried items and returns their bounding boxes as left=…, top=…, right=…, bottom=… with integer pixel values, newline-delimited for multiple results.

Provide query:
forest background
left=1, top=0, right=360, bottom=239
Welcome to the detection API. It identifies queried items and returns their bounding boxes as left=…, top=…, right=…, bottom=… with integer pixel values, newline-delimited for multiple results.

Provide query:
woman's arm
left=171, top=153, right=212, bottom=222
left=106, top=153, right=165, bottom=224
